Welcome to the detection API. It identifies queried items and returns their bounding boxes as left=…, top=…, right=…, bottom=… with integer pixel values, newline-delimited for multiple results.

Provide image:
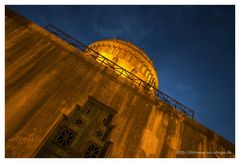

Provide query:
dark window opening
left=55, top=127, right=76, bottom=149
left=83, top=144, right=101, bottom=158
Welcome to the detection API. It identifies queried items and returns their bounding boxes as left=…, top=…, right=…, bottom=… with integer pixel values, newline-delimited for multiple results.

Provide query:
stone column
left=109, top=46, right=115, bottom=53
left=102, top=45, right=108, bottom=52
left=114, top=47, right=119, bottom=56
left=127, top=52, right=133, bottom=62
left=105, top=46, right=111, bottom=53
left=118, top=48, right=125, bottom=59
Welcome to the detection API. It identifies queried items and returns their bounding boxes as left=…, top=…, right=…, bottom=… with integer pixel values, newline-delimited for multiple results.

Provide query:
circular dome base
left=88, top=39, right=158, bottom=88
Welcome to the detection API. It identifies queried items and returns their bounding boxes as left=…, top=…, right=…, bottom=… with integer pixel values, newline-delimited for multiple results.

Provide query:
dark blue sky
left=7, top=5, right=235, bottom=143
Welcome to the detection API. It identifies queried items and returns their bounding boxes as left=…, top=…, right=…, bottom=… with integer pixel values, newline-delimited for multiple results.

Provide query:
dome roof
left=88, top=39, right=159, bottom=88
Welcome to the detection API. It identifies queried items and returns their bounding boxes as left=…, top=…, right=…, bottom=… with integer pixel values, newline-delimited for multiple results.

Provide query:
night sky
left=7, top=5, right=235, bottom=143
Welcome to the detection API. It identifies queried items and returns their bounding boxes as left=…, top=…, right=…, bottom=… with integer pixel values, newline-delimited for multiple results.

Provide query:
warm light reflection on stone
left=89, top=39, right=159, bottom=88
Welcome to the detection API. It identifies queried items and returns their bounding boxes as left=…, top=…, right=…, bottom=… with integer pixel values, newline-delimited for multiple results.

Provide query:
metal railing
left=45, top=24, right=194, bottom=119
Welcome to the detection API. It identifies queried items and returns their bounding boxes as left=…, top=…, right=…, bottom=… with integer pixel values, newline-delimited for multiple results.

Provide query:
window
left=83, top=143, right=101, bottom=158
left=55, top=127, right=76, bottom=149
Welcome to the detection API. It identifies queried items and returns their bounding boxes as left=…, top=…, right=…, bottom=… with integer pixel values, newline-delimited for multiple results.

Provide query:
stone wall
left=5, top=7, right=234, bottom=158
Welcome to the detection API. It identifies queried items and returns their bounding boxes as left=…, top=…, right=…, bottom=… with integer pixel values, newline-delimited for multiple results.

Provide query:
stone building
left=5, top=7, right=235, bottom=158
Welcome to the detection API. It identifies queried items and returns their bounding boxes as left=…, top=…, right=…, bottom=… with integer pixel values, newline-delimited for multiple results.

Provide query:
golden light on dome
left=95, top=52, right=135, bottom=79
left=98, top=51, right=114, bottom=61
left=89, top=39, right=159, bottom=88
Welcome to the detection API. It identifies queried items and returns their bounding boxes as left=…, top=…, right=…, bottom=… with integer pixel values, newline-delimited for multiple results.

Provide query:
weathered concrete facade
left=5, top=8, right=234, bottom=158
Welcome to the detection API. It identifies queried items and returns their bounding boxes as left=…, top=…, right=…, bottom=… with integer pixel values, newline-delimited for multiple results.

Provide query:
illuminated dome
left=88, top=39, right=159, bottom=88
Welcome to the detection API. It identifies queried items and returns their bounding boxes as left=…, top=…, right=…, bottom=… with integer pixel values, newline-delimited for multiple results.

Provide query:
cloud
left=93, top=14, right=155, bottom=41
left=94, top=25, right=128, bottom=38
left=94, top=24, right=153, bottom=40
left=175, top=83, right=194, bottom=92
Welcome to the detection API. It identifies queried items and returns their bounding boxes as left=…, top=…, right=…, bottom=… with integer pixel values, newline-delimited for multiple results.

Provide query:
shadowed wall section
left=5, top=8, right=234, bottom=158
